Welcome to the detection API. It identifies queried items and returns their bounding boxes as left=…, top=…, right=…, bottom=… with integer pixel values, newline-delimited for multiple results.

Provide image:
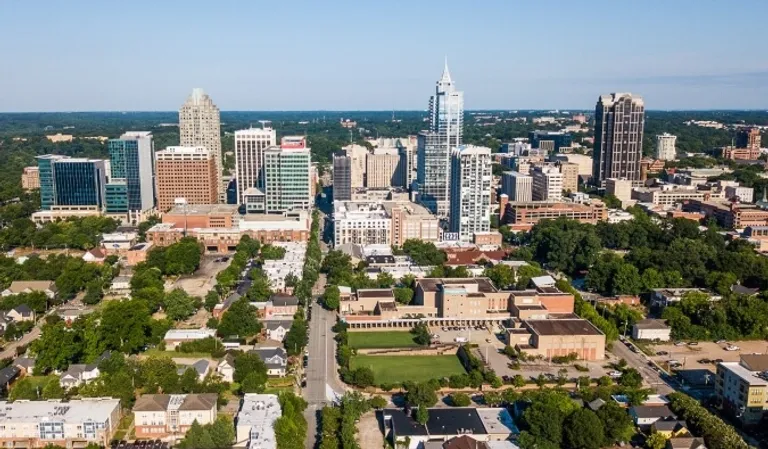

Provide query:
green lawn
left=350, top=355, right=466, bottom=384
left=347, top=331, right=419, bottom=349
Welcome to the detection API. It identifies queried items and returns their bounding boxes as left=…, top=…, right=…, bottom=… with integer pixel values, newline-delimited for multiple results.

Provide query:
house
left=57, top=307, right=94, bottom=326
left=629, top=405, right=676, bottom=427
left=651, top=288, right=721, bottom=307
left=217, top=353, right=235, bottom=382
left=163, top=328, right=217, bottom=350
left=7, top=304, right=36, bottom=323
left=133, top=393, right=218, bottom=439
left=13, top=357, right=35, bottom=375
left=264, top=294, right=299, bottom=319
left=235, top=394, right=281, bottom=448
left=82, top=248, right=106, bottom=263
left=730, top=284, right=759, bottom=296
left=383, top=407, right=518, bottom=448
left=0, top=366, right=20, bottom=391
left=632, top=319, right=672, bottom=341
left=1, top=280, right=57, bottom=299
left=177, top=359, right=210, bottom=381
left=250, top=347, right=288, bottom=377
left=424, top=435, right=521, bottom=449
left=109, top=276, right=132, bottom=296
left=213, top=292, right=241, bottom=319
left=666, top=437, right=706, bottom=449
left=652, top=420, right=690, bottom=438
left=264, top=320, right=294, bottom=342
left=59, top=351, right=111, bottom=389
left=586, top=398, right=606, bottom=412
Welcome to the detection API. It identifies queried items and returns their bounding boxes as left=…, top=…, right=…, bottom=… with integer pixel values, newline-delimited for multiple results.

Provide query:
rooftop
left=720, top=361, right=768, bottom=385
left=631, top=405, right=676, bottom=419
left=634, top=319, right=670, bottom=330
left=525, top=319, right=602, bottom=336
left=164, top=328, right=216, bottom=341
left=165, top=204, right=240, bottom=216
left=0, top=398, right=120, bottom=424
left=739, top=353, right=768, bottom=372
left=237, top=394, right=281, bottom=449
left=417, top=278, right=498, bottom=293
left=133, top=393, right=217, bottom=412
left=357, top=289, right=395, bottom=299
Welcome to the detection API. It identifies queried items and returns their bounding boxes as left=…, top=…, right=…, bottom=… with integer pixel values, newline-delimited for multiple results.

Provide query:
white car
left=725, top=345, right=740, bottom=351
left=608, top=370, right=622, bottom=378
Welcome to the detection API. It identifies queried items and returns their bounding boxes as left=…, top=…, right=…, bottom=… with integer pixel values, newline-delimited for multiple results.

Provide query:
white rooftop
left=101, top=232, right=137, bottom=242
left=237, top=394, right=281, bottom=449
left=721, top=362, right=768, bottom=386
left=164, top=328, right=216, bottom=341
left=0, top=398, right=120, bottom=424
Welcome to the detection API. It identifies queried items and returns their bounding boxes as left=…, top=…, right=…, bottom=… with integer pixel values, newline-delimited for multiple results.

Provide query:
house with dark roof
left=176, top=359, right=210, bottom=381
left=133, top=393, right=218, bottom=438
left=383, top=407, right=518, bottom=447
left=212, top=292, right=241, bottom=319
left=13, top=357, right=35, bottom=375
left=217, top=353, right=235, bottom=382
left=424, top=435, right=521, bottom=449
left=0, top=366, right=20, bottom=391
left=250, top=347, right=288, bottom=377
left=59, top=351, right=111, bottom=389
left=666, top=437, right=706, bottom=449
left=7, top=304, right=35, bottom=323
left=264, top=294, right=299, bottom=318
left=730, top=284, right=759, bottom=296
left=82, top=248, right=106, bottom=263
left=629, top=405, right=676, bottom=427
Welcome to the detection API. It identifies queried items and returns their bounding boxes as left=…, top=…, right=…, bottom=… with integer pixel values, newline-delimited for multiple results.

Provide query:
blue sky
left=1, top=0, right=767, bottom=111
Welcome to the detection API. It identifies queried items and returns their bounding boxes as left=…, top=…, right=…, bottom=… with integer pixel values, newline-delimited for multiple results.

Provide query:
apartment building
left=332, top=153, right=352, bottom=201
left=263, top=137, right=313, bottom=213
left=716, top=354, right=768, bottom=425
left=504, top=200, right=607, bottom=231
left=606, top=178, right=633, bottom=205
left=21, top=166, right=40, bottom=190
left=333, top=201, right=439, bottom=247
left=342, top=144, right=368, bottom=189
left=559, top=162, right=579, bottom=193
left=592, top=93, right=645, bottom=186
left=155, top=146, right=218, bottom=211
left=133, top=394, right=218, bottom=438
left=235, top=394, right=281, bottom=448
left=449, top=145, right=492, bottom=243
left=721, top=146, right=761, bottom=161
left=656, top=133, right=677, bottom=160
left=235, top=127, right=277, bottom=203
left=0, top=398, right=121, bottom=448
left=389, top=202, right=440, bottom=246
left=531, top=165, right=563, bottom=201
left=366, top=149, right=403, bottom=188
left=631, top=185, right=708, bottom=206
left=683, top=199, right=768, bottom=229
left=552, top=153, right=593, bottom=178
left=501, top=171, right=533, bottom=202
left=735, top=127, right=762, bottom=150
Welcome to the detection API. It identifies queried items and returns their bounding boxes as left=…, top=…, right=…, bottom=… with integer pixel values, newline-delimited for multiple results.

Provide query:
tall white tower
left=449, top=145, right=492, bottom=242
left=655, top=133, right=677, bottom=161
left=179, top=88, right=223, bottom=202
left=417, top=60, right=464, bottom=217
left=235, top=127, right=277, bottom=203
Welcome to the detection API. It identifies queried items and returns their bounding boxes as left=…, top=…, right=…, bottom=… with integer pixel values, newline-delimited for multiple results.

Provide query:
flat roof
left=417, top=278, right=497, bottom=293
left=525, top=319, right=602, bottom=336
left=476, top=408, right=519, bottom=435
left=165, top=204, right=240, bottom=215
left=357, top=289, right=395, bottom=298
left=0, top=398, right=120, bottom=424
left=720, top=362, right=768, bottom=386
left=384, top=408, right=486, bottom=437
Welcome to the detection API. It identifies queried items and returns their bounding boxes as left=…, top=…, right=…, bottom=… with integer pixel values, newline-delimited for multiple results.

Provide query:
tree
left=233, top=352, right=268, bottom=385
left=415, top=406, right=429, bottom=425
left=619, top=368, right=643, bottom=389
left=163, top=237, right=202, bottom=275
left=163, top=288, right=198, bottom=321
left=218, top=298, right=261, bottom=338
left=179, top=368, right=199, bottom=393
left=42, top=377, right=65, bottom=399
left=240, top=371, right=267, bottom=393
left=246, top=272, right=272, bottom=302
left=31, top=321, right=82, bottom=373
left=236, top=235, right=261, bottom=258
left=483, top=264, right=515, bottom=289
left=177, top=421, right=215, bottom=449
left=349, top=367, right=374, bottom=388
left=402, top=239, right=446, bottom=266
left=284, top=318, right=309, bottom=356
left=451, top=392, right=471, bottom=406
left=204, top=291, right=220, bottom=312
left=410, top=323, right=431, bottom=346
left=393, top=287, right=414, bottom=305
left=141, top=356, right=180, bottom=393
left=376, top=271, right=396, bottom=288
left=10, top=378, right=38, bottom=400
left=369, top=396, right=387, bottom=409
left=563, top=409, right=605, bottom=449
left=513, top=374, right=526, bottom=388
left=596, top=402, right=635, bottom=445
left=404, top=382, right=438, bottom=407
left=484, top=391, right=502, bottom=407
left=645, top=432, right=668, bottom=449
left=321, top=285, right=341, bottom=310
left=98, top=299, right=153, bottom=353
left=529, top=218, right=602, bottom=274
left=260, top=244, right=287, bottom=260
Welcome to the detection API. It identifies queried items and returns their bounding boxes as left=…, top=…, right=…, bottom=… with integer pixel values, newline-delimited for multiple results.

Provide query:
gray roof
left=177, top=359, right=210, bottom=376
left=270, top=294, right=299, bottom=307
left=0, top=366, right=20, bottom=385
left=265, top=320, right=294, bottom=331
left=634, top=319, right=670, bottom=330
left=587, top=398, right=606, bottom=411
left=13, top=357, right=35, bottom=370
left=631, top=405, right=675, bottom=419
left=250, top=347, right=288, bottom=362
left=10, top=304, right=33, bottom=316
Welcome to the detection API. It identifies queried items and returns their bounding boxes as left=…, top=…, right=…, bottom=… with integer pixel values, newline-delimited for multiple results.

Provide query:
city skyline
left=2, top=1, right=768, bottom=112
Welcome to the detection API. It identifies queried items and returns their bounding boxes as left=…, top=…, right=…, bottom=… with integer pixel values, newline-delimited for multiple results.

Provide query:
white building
left=179, top=88, right=223, bottom=202
left=725, top=185, right=754, bottom=203
left=606, top=178, right=633, bottom=205
left=531, top=165, right=563, bottom=201
left=163, top=328, right=217, bottom=350
left=632, top=319, right=672, bottom=341
left=235, top=394, right=281, bottom=448
left=100, top=232, right=137, bottom=253
left=0, top=398, right=121, bottom=448
left=417, top=61, right=464, bottom=217
left=261, top=242, right=306, bottom=291
left=553, top=153, right=593, bottom=178
left=449, top=145, right=492, bottom=242
left=631, top=185, right=707, bottom=206
left=235, top=127, right=277, bottom=203
left=501, top=171, right=533, bottom=202
left=333, top=202, right=391, bottom=246
left=656, top=133, right=677, bottom=161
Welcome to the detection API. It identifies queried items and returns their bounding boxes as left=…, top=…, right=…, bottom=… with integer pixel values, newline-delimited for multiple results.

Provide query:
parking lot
left=649, top=340, right=768, bottom=371
left=173, top=255, right=231, bottom=297
left=111, top=441, right=169, bottom=449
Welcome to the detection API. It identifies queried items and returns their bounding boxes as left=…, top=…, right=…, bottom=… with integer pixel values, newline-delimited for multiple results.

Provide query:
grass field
left=347, top=331, right=419, bottom=349
left=350, top=355, right=466, bottom=384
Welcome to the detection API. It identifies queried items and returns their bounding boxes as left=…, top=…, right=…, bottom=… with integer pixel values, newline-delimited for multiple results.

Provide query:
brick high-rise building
left=592, top=93, right=645, bottom=186
left=155, top=147, right=219, bottom=212
left=179, top=88, right=223, bottom=201
left=736, top=127, right=762, bottom=150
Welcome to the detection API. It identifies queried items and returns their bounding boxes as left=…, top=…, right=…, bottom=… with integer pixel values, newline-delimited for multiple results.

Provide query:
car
left=441, top=327, right=447, bottom=332
left=668, top=360, right=682, bottom=366
left=715, top=339, right=727, bottom=344
left=485, top=338, right=492, bottom=343
left=656, top=351, right=669, bottom=356
left=713, top=358, right=724, bottom=363
left=697, top=358, right=712, bottom=364
left=688, top=341, right=699, bottom=346
left=725, top=345, right=740, bottom=351
left=608, top=370, right=622, bottom=378
left=674, top=341, right=686, bottom=346
left=432, top=334, right=440, bottom=339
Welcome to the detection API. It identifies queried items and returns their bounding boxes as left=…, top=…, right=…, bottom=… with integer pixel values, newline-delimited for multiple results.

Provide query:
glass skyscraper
left=416, top=61, right=464, bottom=217
left=45, top=159, right=107, bottom=208
left=37, top=154, right=68, bottom=210
left=107, top=131, right=155, bottom=213
left=263, top=137, right=313, bottom=213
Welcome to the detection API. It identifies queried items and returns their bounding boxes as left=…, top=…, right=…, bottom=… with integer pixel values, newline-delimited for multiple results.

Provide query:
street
left=0, top=324, right=41, bottom=359
left=610, top=338, right=676, bottom=395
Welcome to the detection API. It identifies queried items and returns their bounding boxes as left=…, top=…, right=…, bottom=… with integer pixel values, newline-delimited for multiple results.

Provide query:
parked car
left=688, top=341, right=699, bottom=346
left=656, top=351, right=669, bottom=356
left=674, top=341, right=686, bottom=346
left=698, top=358, right=712, bottom=364
left=715, top=339, right=727, bottom=344
left=608, top=370, right=622, bottom=378
left=725, top=345, right=740, bottom=351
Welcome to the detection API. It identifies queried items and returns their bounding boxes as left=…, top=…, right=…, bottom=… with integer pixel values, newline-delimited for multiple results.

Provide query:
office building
left=0, top=398, right=121, bottom=448
left=179, top=88, right=223, bottom=201
left=656, top=133, right=677, bottom=160
left=721, top=146, right=761, bottom=161
left=235, top=127, right=277, bottom=203
left=716, top=354, right=768, bottom=425
left=263, top=137, right=313, bottom=213
left=632, top=185, right=708, bottom=206
left=552, top=153, right=593, bottom=178
left=133, top=394, right=218, bottom=439
left=501, top=171, right=533, bottom=202
left=21, top=166, right=40, bottom=191
left=736, top=127, right=762, bottom=150
left=155, top=146, right=219, bottom=211
left=332, top=153, right=352, bottom=201
left=417, top=61, right=464, bottom=217
left=366, top=148, right=403, bottom=188
left=683, top=200, right=768, bottom=229
left=528, top=130, right=572, bottom=152
left=500, top=138, right=531, bottom=156
left=106, top=132, right=155, bottom=214
left=606, top=178, right=633, bottom=205
left=592, top=93, right=645, bottom=186
left=505, top=200, right=607, bottom=231
left=449, top=145, right=492, bottom=243
left=559, top=162, right=579, bottom=193
left=235, top=394, right=281, bottom=448
left=38, top=156, right=107, bottom=210
left=531, top=165, right=563, bottom=201
left=342, top=144, right=368, bottom=188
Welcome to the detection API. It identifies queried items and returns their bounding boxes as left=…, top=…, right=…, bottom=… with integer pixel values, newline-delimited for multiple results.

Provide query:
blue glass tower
left=107, top=132, right=155, bottom=212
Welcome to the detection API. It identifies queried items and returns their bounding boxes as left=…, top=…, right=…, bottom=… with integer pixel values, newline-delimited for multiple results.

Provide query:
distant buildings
left=501, top=171, right=533, bottom=202
left=592, top=93, right=645, bottom=186
left=736, top=127, right=762, bottom=150
left=263, top=137, right=313, bottom=213
left=531, top=165, right=563, bottom=201
left=528, top=130, right=572, bottom=152
left=45, top=133, right=74, bottom=143
left=21, top=166, right=39, bottom=191
left=106, top=131, right=155, bottom=218
left=683, top=199, right=768, bottom=229
left=449, top=145, right=492, bottom=243
left=417, top=62, right=464, bottom=217
left=656, top=133, right=677, bottom=160
left=179, top=88, right=223, bottom=202
left=721, top=146, right=761, bottom=161
left=155, top=146, right=218, bottom=212
left=333, top=201, right=439, bottom=247
left=235, top=127, right=277, bottom=203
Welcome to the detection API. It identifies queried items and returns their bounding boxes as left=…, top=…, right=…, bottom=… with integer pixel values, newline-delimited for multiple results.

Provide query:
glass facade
left=37, top=156, right=60, bottom=210
left=105, top=182, right=129, bottom=213
left=264, top=150, right=312, bottom=213
left=53, top=161, right=105, bottom=207
left=108, top=133, right=155, bottom=212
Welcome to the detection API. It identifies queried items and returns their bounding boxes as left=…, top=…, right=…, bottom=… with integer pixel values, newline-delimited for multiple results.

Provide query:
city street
left=611, top=337, right=676, bottom=395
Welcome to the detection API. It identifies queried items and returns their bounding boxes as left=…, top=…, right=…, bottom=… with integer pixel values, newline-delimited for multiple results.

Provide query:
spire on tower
left=440, top=56, right=452, bottom=85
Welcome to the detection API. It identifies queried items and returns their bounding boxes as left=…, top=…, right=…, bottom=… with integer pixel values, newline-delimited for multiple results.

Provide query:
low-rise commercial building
left=508, top=319, right=606, bottom=361
left=235, top=394, right=281, bottom=448
left=163, top=328, right=217, bottom=350
left=133, top=394, right=218, bottom=439
left=632, top=185, right=708, bottom=206
left=0, top=398, right=121, bottom=448
left=503, top=200, right=607, bottom=231
left=383, top=407, right=518, bottom=447
left=632, top=319, right=672, bottom=341
left=683, top=200, right=768, bottom=229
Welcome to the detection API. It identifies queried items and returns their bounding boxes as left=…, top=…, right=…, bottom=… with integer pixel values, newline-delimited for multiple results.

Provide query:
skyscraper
left=37, top=154, right=69, bottom=210
left=37, top=156, right=107, bottom=210
left=234, top=127, right=277, bottom=203
left=417, top=61, right=464, bottom=217
left=531, top=165, right=563, bottom=201
left=179, top=88, right=223, bottom=201
left=449, top=145, right=491, bottom=242
left=342, top=144, right=368, bottom=188
left=155, top=146, right=219, bottom=211
left=106, top=132, right=155, bottom=214
left=655, top=133, right=677, bottom=161
left=332, top=153, right=352, bottom=202
left=263, top=137, right=313, bottom=213
left=592, top=93, right=645, bottom=186
left=366, top=149, right=402, bottom=188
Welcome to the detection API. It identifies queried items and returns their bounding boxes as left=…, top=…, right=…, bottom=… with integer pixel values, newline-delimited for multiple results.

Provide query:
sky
left=1, top=0, right=768, bottom=112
